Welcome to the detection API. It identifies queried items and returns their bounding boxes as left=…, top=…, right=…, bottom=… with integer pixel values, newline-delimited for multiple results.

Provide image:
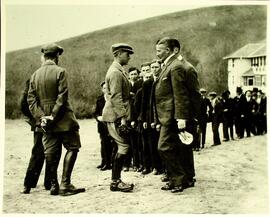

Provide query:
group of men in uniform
left=20, top=36, right=206, bottom=195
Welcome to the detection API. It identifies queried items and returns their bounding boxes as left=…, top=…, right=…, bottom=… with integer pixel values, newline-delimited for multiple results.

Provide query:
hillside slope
left=6, top=5, right=267, bottom=118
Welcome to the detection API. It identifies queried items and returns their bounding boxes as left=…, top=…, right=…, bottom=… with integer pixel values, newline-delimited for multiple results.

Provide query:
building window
left=232, top=59, right=234, bottom=67
left=255, top=75, right=261, bottom=86
left=243, top=76, right=254, bottom=86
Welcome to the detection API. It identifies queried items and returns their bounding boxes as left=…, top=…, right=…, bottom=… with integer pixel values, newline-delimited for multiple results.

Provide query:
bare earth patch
left=2, top=119, right=269, bottom=214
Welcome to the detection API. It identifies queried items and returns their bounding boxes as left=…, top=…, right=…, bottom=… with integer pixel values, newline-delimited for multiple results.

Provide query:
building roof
left=242, top=68, right=254, bottom=77
left=223, top=41, right=266, bottom=59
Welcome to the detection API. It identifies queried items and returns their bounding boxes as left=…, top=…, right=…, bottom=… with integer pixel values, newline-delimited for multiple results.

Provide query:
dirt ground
left=2, top=119, right=269, bottom=214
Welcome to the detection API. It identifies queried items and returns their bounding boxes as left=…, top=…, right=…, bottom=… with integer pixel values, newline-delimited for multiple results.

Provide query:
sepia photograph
left=1, top=0, right=269, bottom=214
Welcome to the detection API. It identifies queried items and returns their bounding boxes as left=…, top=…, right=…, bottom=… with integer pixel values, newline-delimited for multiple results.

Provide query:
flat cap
left=111, top=43, right=134, bottom=54
left=209, top=91, right=217, bottom=96
left=41, top=43, right=64, bottom=55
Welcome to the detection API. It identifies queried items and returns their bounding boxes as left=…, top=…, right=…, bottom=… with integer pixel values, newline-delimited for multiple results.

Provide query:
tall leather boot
left=45, top=153, right=61, bottom=195
left=110, top=153, right=134, bottom=192
left=59, top=150, right=85, bottom=196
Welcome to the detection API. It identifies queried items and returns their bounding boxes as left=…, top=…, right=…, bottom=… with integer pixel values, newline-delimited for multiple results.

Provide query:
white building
left=223, top=40, right=266, bottom=95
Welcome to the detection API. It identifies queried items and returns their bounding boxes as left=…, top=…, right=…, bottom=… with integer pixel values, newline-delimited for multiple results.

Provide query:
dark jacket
left=27, top=60, right=79, bottom=132
left=154, top=55, right=201, bottom=126
left=20, top=79, right=36, bottom=131
left=93, top=94, right=108, bottom=134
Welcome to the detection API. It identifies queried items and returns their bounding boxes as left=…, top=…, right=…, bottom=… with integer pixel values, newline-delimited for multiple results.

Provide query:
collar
left=163, top=53, right=175, bottom=65
left=112, top=61, right=129, bottom=79
left=112, top=61, right=125, bottom=72
left=42, top=59, right=56, bottom=66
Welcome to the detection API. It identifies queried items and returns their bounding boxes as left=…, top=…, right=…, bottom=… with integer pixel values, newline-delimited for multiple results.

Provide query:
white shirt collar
left=163, top=53, right=175, bottom=65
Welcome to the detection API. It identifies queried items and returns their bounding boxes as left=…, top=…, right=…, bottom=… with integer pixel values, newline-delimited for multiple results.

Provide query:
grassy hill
left=6, top=5, right=267, bottom=119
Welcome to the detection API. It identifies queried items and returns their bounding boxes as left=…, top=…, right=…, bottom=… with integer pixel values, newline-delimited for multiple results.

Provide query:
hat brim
left=121, top=48, right=134, bottom=54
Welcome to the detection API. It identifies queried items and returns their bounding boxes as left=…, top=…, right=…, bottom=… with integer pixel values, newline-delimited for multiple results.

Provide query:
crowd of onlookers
left=195, top=86, right=267, bottom=151
left=94, top=60, right=267, bottom=175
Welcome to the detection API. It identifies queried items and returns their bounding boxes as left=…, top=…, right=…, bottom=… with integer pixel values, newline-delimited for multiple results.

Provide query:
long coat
left=27, top=60, right=79, bottom=132
left=102, top=61, right=131, bottom=122
left=154, top=55, right=201, bottom=126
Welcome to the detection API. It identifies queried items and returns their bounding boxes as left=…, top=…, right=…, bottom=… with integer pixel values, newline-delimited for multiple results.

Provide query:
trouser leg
left=158, top=124, right=187, bottom=187
left=223, top=120, right=229, bottom=140
left=23, top=132, right=45, bottom=188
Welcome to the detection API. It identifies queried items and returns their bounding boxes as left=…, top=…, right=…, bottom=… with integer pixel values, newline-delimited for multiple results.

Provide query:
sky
left=3, top=0, right=223, bottom=52
left=4, top=0, right=268, bottom=52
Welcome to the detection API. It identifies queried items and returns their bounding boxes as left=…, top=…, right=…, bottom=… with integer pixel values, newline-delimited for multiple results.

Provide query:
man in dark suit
left=28, top=43, right=85, bottom=196
left=102, top=43, right=135, bottom=192
left=209, top=92, right=223, bottom=146
left=127, top=67, right=143, bottom=172
left=154, top=37, right=201, bottom=193
left=256, top=90, right=267, bottom=135
left=20, top=79, right=50, bottom=194
left=198, top=88, right=212, bottom=149
left=222, top=90, right=234, bottom=141
left=234, top=87, right=247, bottom=139
left=94, top=81, right=113, bottom=171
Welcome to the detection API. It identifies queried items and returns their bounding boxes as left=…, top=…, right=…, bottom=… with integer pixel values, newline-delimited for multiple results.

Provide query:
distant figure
left=27, top=43, right=85, bottom=196
left=20, top=79, right=50, bottom=194
left=256, top=90, right=267, bottom=135
left=245, top=90, right=257, bottom=137
left=209, top=92, right=223, bottom=146
left=102, top=43, right=134, bottom=192
left=198, top=88, right=213, bottom=149
left=234, top=87, right=247, bottom=139
left=94, top=81, right=113, bottom=171
left=221, top=90, right=234, bottom=141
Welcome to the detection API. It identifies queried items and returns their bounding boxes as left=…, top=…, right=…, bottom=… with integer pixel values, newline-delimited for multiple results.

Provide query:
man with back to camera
left=27, top=43, right=85, bottom=196
left=154, top=37, right=201, bottom=193
left=102, top=43, right=134, bottom=192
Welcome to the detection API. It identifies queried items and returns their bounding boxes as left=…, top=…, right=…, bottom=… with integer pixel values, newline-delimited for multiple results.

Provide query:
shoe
left=161, top=175, right=169, bottom=182
left=222, top=139, right=229, bottom=142
left=97, top=164, right=104, bottom=169
left=137, top=166, right=143, bottom=172
left=123, top=167, right=129, bottom=172
left=100, top=165, right=112, bottom=171
left=20, top=187, right=31, bottom=194
left=183, top=179, right=195, bottom=189
left=141, top=168, right=151, bottom=175
left=161, top=182, right=173, bottom=191
left=50, top=182, right=59, bottom=195
left=132, top=166, right=138, bottom=172
left=110, top=180, right=134, bottom=192
left=171, top=185, right=184, bottom=193
left=212, top=143, right=221, bottom=146
left=152, top=169, right=158, bottom=175
left=59, top=183, right=85, bottom=196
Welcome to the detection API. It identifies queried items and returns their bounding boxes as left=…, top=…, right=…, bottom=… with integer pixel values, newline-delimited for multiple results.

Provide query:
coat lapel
left=154, top=54, right=177, bottom=84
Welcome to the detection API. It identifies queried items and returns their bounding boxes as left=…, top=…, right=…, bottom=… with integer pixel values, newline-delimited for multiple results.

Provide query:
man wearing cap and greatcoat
left=102, top=43, right=134, bottom=192
left=154, top=37, right=201, bottom=193
left=27, top=43, right=85, bottom=196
